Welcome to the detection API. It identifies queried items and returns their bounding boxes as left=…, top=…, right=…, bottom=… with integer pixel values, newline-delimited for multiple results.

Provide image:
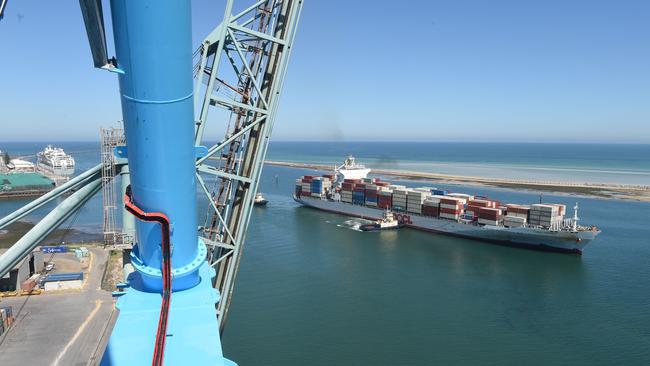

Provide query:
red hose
left=124, top=186, right=171, bottom=366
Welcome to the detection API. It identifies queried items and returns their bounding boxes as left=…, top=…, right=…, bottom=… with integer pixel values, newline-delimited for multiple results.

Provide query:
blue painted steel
left=100, top=1, right=234, bottom=365
left=432, top=189, right=448, bottom=196
left=102, top=263, right=234, bottom=366
left=110, top=0, right=200, bottom=291
left=41, top=246, right=67, bottom=253
left=43, top=272, right=84, bottom=282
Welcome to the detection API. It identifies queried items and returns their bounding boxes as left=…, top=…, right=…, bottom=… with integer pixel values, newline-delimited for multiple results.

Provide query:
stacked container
left=341, top=178, right=360, bottom=203
left=352, top=184, right=366, bottom=205
left=529, top=204, right=561, bottom=227
left=446, top=192, right=474, bottom=201
left=439, top=197, right=465, bottom=220
left=378, top=189, right=392, bottom=209
left=422, top=196, right=440, bottom=217
left=407, top=190, right=430, bottom=214
left=310, top=177, right=331, bottom=198
left=431, top=189, right=448, bottom=196
left=504, top=204, right=530, bottom=227
left=392, top=188, right=409, bottom=211
left=466, top=199, right=496, bottom=218
left=300, top=175, right=313, bottom=196
left=295, top=178, right=302, bottom=197
left=365, top=184, right=379, bottom=207
left=477, top=207, right=502, bottom=226
left=550, top=204, right=566, bottom=219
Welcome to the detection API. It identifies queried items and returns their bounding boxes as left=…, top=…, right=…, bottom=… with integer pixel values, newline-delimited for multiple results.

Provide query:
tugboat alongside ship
left=294, top=156, right=601, bottom=253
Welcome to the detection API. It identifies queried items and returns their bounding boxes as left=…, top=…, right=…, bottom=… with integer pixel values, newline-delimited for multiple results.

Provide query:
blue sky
left=0, top=0, right=648, bottom=143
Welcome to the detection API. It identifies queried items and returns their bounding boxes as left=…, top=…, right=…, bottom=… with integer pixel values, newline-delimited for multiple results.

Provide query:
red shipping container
left=505, top=205, right=529, bottom=215
left=378, top=196, right=391, bottom=204
left=468, top=199, right=495, bottom=208
left=378, top=201, right=391, bottom=209
left=344, top=178, right=361, bottom=183
left=440, top=198, right=463, bottom=205
left=478, top=207, right=502, bottom=219
left=440, top=207, right=462, bottom=214
left=422, top=206, right=439, bottom=217
left=466, top=204, right=483, bottom=212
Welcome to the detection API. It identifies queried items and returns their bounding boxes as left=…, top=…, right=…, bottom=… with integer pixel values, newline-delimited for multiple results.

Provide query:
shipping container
left=478, top=218, right=501, bottom=226
left=447, top=193, right=474, bottom=201
left=422, top=206, right=439, bottom=217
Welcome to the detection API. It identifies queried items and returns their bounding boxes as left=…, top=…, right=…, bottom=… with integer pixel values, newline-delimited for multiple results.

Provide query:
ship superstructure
left=36, top=145, right=75, bottom=176
left=334, top=155, right=371, bottom=184
left=294, top=156, right=601, bottom=253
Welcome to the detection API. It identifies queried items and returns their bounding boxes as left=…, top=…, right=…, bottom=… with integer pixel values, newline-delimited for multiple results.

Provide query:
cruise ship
left=36, top=145, right=75, bottom=176
left=294, top=156, right=601, bottom=253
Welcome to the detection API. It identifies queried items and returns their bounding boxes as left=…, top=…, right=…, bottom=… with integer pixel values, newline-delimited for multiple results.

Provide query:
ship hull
left=37, top=163, right=75, bottom=176
left=295, top=196, right=598, bottom=254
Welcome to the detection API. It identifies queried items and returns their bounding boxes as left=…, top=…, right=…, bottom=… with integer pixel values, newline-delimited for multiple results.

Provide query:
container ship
left=293, top=156, right=601, bottom=253
left=36, top=145, right=75, bottom=176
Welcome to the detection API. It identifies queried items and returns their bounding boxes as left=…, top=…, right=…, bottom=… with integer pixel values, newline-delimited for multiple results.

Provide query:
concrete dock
left=0, top=248, right=115, bottom=366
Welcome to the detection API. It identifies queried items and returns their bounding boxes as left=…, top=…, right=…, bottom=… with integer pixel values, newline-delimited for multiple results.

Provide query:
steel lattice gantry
left=193, top=0, right=303, bottom=330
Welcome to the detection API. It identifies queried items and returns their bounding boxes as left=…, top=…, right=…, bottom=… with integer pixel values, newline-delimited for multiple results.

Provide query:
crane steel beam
left=0, top=178, right=101, bottom=278
left=193, top=0, right=304, bottom=331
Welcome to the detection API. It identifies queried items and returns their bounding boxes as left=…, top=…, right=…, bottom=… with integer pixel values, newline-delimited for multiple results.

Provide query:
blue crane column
left=110, top=0, right=203, bottom=291
left=101, top=1, right=233, bottom=365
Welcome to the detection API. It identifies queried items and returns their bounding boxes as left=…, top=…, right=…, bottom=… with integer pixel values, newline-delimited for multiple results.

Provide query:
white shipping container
left=442, top=196, right=467, bottom=205
left=440, top=203, right=462, bottom=210
left=478, top=218, right=500, bottom=226
left=447, top=193, right=474, bottom=201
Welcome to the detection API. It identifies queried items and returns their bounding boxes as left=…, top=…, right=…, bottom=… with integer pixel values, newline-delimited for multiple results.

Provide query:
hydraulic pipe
left=109, top=0, right=201, bottom=291
left=0, top=178, right=101, bottom=278
left=0, top=164, right=102, bottom=229
left=118, top=164, right=135, bottom=241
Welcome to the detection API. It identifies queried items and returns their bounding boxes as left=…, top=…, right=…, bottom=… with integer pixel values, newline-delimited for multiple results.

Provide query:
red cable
left=124, top=186, right=172, bottom=366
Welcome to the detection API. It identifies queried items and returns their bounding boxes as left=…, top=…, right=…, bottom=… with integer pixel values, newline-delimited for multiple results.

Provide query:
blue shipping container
left=41, top=246, right=67, bottom=253
left=43, top=272, right=84, bottom=282
left=431, top=189, right=448, bottom=196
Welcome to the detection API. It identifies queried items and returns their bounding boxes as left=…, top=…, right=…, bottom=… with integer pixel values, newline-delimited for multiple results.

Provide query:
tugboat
left=253, top=192, right=268, bottom=206
left=359, top=209, right=403, bottom=232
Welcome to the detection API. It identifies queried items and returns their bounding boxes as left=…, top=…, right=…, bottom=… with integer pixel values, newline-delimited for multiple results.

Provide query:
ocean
left=1, top=141, right=649, bottom=365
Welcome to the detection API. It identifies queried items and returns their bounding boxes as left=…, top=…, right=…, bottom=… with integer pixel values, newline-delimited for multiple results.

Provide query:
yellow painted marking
left=51, top=299, right=103, bottom=366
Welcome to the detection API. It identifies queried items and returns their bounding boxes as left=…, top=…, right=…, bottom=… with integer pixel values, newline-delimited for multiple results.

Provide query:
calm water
left=1, top=142, right=649, bottom=364
left=268, top=142, right=650, bottom=185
